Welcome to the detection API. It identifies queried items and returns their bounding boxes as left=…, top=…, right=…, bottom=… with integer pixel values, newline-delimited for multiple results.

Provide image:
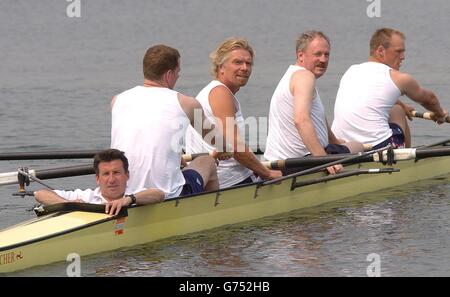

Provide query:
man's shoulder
left=208, top=84, right=236, bottom=109
left=290, top=67, right=316, bottom=86
left=177, top=93, right=202, bottom=112
left=116, top=85, right=141, bottom=96
left=177, top=93, right=198, bottom=104
left=390, top=69, right=413, bottom=83
left=291, top=65, right=314, bottom=77
left=112, top=86, right=141, bottom=104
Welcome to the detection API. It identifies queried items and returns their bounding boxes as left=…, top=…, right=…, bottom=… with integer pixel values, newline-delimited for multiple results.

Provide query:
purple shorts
left=373, top=123, right=405, bottom=149
left=180, top=169, right=204, bottom=196
left=324, top=144, right=351, bottom=154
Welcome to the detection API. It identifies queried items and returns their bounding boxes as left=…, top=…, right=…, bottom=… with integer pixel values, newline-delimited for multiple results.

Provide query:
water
left=1, top=0, right=450, bottom=276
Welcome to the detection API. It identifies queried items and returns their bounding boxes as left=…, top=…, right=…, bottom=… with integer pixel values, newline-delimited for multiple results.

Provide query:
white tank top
left=331, top=62, right=401, bottom=146
left=111, top=86, right=188, bottom=198
left=185, top=80, right=253, bottom=188
left=264, top=65, right=328, bottom=160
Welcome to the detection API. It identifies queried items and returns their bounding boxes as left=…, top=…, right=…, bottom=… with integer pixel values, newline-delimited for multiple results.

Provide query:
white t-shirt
left=332, top=62, right=401, bottom=146
left=111, top=86, right=189, bottom=198
left=264, top=65, right=328, bottom=160
left=185, top=80, right=253, bottom=188
left=54, top=186, right=135, bottom=204
left=54, top=187, right=107, bottom=204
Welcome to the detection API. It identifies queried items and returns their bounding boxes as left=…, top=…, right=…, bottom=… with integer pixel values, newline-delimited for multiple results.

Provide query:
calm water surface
left=1, top=0, right=450, bottom=276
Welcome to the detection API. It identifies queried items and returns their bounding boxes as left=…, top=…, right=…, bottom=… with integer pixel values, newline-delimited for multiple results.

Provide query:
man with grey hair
left=265, top=31, right=363, bottom=174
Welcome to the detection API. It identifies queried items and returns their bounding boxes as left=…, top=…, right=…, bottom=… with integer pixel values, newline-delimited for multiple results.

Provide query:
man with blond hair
left=186, top=38, right=282, bottom=188
left=265, top=31, right=363, bottom=174
left=332, top=28, right=448, bottom=149
left=111, top=44, right=219, bottom=198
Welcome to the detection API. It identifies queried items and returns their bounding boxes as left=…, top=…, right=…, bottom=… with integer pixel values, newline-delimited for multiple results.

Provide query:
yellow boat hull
left=1, top=153, right=450, bottom=273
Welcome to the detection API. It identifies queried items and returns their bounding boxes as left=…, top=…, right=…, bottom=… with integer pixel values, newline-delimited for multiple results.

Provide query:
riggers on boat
left=1, top=141, right=450, bottom=273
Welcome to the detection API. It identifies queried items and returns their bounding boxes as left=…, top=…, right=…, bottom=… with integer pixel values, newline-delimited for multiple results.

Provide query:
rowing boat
left=1, top=141, right=450, bottom=273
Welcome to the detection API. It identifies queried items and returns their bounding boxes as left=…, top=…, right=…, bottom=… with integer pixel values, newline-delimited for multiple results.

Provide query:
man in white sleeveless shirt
left=111, top=45, right=219, bottom=198
left=332, top=28, right=448, bottom=149
left=35, top=149, right=165, bottom=215
left=265, top=31, right=363, bottom=175
left=185, top=38, right=282, bottom=188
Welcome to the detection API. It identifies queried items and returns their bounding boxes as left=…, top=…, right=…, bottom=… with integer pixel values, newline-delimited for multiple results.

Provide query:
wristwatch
left=125, top=194, right=137, bottom=205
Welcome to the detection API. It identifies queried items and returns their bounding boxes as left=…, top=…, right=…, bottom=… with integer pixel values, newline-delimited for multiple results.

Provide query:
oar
left=0, top=150, right=101, bottom=160
left=411, top=110, right=450, bottom=123
left=3, top=146, right=450, bottom=187
left=182, top=151, right=233, bottom=162
left=0, top=164, right=94, bottom=186
left=0, top=150, right=245, bottom=160
left=0, top=152, right=233, bottom=186
left=261, top=146, right=450, bottom=171
left=263, top=145, right=393, bottom=186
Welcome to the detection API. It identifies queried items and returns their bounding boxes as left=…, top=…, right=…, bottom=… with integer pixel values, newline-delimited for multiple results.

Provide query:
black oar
left=0, top=152, right=231, bottom=186
left=262, top=145, right=393, bottom=186
left=0, top=150, right=101, bottom=160
left=0, top=164, right=93, bottom=186
left=2, top=146, right=450, bottom=186
left=261, top=146, right=450, bottom=170
left=0, top=149, right=260, bottom=161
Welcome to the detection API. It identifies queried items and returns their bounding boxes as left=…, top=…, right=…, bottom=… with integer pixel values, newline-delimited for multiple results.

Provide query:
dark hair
left=143, top=44, right=180, bottom=80
left=93, top=149, right=129, bottom=175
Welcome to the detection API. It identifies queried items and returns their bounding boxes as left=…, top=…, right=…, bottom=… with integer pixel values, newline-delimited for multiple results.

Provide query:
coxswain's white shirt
left=54, top=186, right=135, bottom=204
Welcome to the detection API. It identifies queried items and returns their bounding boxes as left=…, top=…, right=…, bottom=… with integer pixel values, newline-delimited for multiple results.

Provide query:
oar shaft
left=34, top=164, right=94, bottom=180
left=263, top=146, right=393, bottom=185
left=0, top=152, right=233, bottom=186
left=182, top=152, right=233, bottom=162
left=2, top=147, right=449, bottom=186
left=262, top=146, right=450, bottom=170
left=411, top=110, right=450, bottom=123
left=0, top=150, right=240, bottom=161
left=0, top=164, right=94, bottom=186
left=262, top=153, right=372, bottom=170
left=0, top=150, right=101, bottom=160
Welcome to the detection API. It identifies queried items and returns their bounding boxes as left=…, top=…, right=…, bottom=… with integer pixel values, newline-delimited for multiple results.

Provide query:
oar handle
left=363, top=143, right=373, bottom=151
left=182, top=152, right=233, bottom=162
left=411, top=110, right=450, bottom=123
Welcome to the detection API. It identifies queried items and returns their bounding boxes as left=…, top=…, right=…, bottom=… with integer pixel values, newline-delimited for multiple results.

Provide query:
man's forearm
left=35, top=189, right=68, bottom=205
left=134, top=189, right=165, bottom=205
left=297, top=121, right=327, bottom=156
